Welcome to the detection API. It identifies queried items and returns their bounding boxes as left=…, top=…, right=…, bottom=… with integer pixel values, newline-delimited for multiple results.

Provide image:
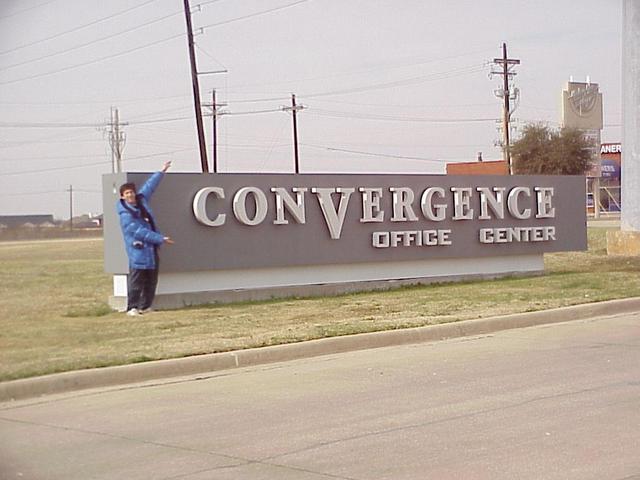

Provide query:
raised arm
left=138, top=161, right=172, bottom=199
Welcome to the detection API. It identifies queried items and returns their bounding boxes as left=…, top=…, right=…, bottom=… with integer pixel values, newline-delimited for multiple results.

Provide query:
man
left=117, top=161, right=174, bottom=316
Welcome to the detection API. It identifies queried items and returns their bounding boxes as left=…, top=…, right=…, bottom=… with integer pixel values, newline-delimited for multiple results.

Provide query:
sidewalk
left=1, top=297, right=639, bottom=403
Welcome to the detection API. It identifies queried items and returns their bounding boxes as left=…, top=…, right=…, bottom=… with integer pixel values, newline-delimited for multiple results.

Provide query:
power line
left=309, top=98, right=497, bottom=109
left=0, top=128, right=101, bottom=149
left=198, top=0, right=310, bottom=30
left=128, top=115, right=192, bottom=125
left=298, top=140, right=489, bottom=149
left=0, top=8, right=182, bottom=72
left=223, top=48, right=495, bottom=92
left=0, top=108, right=286, bottom=129
left=195, top=0, right=226, bottom=6
left=0, top=121, right=106, bottom=128
left=126, top=138, right=194, bottom=148
left=221, top=108, right=283, bottom=116
left=301, top=143, right=451, bottom=164
left=217, top=142, right=289, bottom=150
left=0, top=106, right=497, bottom=130
left=0, top=189, right=101, bottom=197
left=125, top=105, right=192, bottom=122
left=0, top=159, right=112, bottom=176
left=0, top=153, right=108, bottom=162
left=0, top=0, right=305, bottom=82
left=0, top=138, right=103, bottom=149
left=306, top=108, right=497, bottom=124
left=190, top=63, right=488, bottom=107
left=300, top=63, right=488, bottom=99
left=218, top=96, right=290, bottom=104
left=0, top=0, right=159, bottom=57
left=0, top=0, right=59, bottom=21
left=112, top=108, right=284, bottom=125
left=0, top=148, right=195, bottom=176
left=113, top=147, right=197, bottom=161
left=195, top=44, right=229, bottom=72
left=0, top=94, right=191, bottom=107
left=0, top=33, right=184, bottom=86
left=0, top=189, right=66, bottom=197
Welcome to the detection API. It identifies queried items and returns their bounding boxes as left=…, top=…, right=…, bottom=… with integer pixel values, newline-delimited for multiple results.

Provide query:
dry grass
left=0, top=229, right=638, bottom=381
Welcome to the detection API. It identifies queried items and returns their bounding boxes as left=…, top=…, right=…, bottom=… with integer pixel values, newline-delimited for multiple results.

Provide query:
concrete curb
left=2, top=297, right=639, bottom=402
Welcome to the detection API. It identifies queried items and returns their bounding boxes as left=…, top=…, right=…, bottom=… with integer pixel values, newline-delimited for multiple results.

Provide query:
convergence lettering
left=479, top=226, right=556, bottom=244
left=193, top=185, right=557, bottom=242
left=372, top=229, right=452, bottom=248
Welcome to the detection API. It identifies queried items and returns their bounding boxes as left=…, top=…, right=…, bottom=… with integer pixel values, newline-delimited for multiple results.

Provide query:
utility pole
left=282, top=94, right=304, bottom=173
left=491, top=43, right=520, bottom=174
left=202, top=90, right=227, bottom=173
left=67, top=185, right=73, bottom=231
left=108, top=107, right=126, bottom=173
left=183, top=0, right=209, bottom=173
left=212, top=89, right=218, bottom=173
left=292, top=94, right=300, bottom=174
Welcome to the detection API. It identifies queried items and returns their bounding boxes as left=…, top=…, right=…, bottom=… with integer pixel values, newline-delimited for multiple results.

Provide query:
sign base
left=109, top=255, right=543, bottom=311
left=607, top=230, right=640, bottom=256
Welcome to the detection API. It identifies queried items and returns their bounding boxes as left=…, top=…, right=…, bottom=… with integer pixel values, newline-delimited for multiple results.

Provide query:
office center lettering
left=193, top=185, right=557, bottom=248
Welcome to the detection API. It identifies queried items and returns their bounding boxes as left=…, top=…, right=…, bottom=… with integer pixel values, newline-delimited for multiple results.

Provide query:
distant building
left=71, top=214, right=102, bottom=229
left=597, top=142, right=621, bottom=212
left=600, top=143, right=621, bottom=182
left=0, top=215, right=55, bottom=228
left=446, top=160, right=508, bottom=175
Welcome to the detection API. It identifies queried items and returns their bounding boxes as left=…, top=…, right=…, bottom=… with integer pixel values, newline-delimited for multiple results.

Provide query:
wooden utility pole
left=292, top=94, right=300, bottom=173
left=67, top=185, right=73, bottom=231
left=109, top=107, right=126, bottom=173
left=212, top=89, right=218, bottom=173
left=282, top=94, right=304, bottom=173
left=183, top=0, right=209, bottom=173
left=492, top=43, right=520, bottom=174
left=204, top=89, right=227, bottom=173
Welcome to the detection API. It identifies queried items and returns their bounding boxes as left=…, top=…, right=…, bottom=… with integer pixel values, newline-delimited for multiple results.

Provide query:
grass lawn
left=0, top=229, right=638, bottom=381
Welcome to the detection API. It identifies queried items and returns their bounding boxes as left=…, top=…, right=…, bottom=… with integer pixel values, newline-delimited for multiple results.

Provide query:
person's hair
left=119, top=182, right=137, bottom=196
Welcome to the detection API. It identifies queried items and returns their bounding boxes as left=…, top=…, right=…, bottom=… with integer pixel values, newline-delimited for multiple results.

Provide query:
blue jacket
left=117, top=172, right=166, bottom=270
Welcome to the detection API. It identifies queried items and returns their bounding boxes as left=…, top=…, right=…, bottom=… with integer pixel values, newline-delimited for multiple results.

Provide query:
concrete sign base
left=607, top=231, right=640, bottom=256
left=108, top=254, right=543, bottom=310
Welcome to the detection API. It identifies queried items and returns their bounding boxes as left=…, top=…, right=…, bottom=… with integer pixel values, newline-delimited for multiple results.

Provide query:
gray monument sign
left=103, top=173, right=586, bottom=308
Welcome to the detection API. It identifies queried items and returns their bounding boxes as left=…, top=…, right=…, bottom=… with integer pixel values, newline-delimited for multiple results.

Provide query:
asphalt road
left=1, top=312, right=639, bottom=480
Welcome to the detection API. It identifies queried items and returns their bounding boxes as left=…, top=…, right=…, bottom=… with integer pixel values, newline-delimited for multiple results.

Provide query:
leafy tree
left=510, top=124, right=593, bottom=175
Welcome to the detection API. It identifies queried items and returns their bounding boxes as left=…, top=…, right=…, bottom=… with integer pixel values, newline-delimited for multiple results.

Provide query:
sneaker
left=126, top=308, right=141, bottom=316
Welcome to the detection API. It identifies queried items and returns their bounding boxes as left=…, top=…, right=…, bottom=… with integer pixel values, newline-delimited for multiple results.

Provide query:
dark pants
left=127, top=267, right=159, bottom=311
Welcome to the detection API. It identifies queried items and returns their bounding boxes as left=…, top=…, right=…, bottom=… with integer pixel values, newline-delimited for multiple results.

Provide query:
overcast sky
left=0, top=0, right=622, bottom=219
